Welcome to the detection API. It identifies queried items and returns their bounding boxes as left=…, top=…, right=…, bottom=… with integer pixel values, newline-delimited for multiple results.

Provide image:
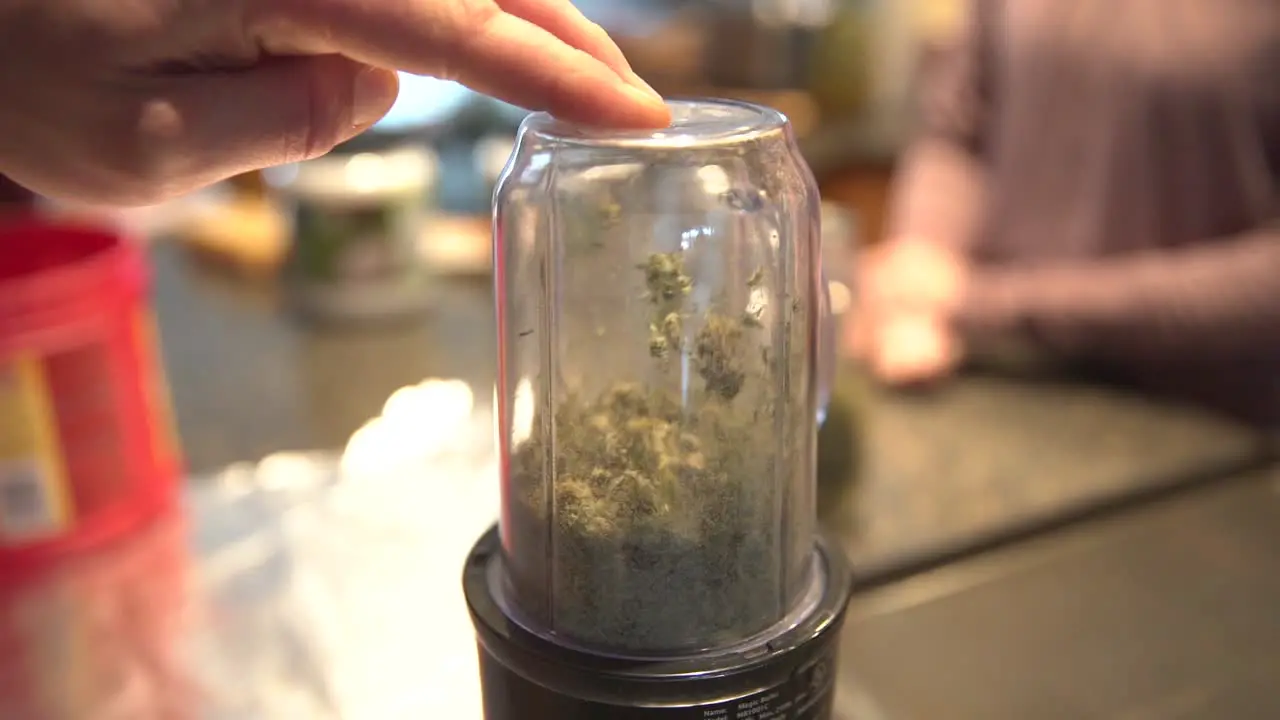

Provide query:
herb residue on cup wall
left=508, top=250, right=799, bottom=653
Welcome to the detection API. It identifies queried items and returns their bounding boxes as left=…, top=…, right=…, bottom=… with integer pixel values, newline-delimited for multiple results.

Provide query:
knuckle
left=295, top=57, right=352, bottom=161
left=106, top=114, right=182, bottom=202
left=93, top=99, right=193, bottom=205
left=435, top=0, right=503, bottom=78
left=584, top=19, right=616, bottom=50
left=452, top=0, right=503, bottom=33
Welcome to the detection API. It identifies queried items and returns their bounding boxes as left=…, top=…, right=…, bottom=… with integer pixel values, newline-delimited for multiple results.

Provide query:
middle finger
left=495, top=0, right=650, bottom=89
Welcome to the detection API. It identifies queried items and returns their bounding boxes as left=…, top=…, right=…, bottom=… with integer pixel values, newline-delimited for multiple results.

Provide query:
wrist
left=953, top=266, right=1030, bottom=337
left=863, top=236, right=967, bottom=315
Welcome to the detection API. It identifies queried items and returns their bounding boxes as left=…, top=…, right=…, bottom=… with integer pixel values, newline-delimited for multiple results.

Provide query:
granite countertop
left=836, top=467, right=1280, bottom=720
left=824, top=367, right=1271, bottom=586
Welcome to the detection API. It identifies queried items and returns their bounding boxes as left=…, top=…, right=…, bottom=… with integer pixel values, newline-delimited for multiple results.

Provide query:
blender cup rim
left=520, top=98, right=789, bottom=150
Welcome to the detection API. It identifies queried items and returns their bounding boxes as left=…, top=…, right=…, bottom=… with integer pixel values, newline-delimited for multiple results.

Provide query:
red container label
left=0, top=356, right=72, bottom=544
left=0, top=309, right=178, bottom=549
left=44, top=342, right=131, bottom=519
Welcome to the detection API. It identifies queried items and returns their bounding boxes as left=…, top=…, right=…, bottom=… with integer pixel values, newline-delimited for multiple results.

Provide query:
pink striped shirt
left=892, top=0, right=1280, bottom=424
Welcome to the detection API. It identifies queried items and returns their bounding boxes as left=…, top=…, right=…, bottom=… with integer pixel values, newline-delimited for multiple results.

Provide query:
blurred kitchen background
left=7, top=2, right=1280, bottom=717
left=4, top=0, right=955, bottom=473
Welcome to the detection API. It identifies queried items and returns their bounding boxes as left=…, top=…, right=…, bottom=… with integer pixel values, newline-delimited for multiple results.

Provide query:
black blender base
left=463, top=526, right=853, bottom=720
left=477, top=640, right=839, bottom=719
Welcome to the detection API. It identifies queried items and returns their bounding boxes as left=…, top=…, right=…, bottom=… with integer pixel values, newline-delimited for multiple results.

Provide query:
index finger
left=252, top=0, right=671, bottom=128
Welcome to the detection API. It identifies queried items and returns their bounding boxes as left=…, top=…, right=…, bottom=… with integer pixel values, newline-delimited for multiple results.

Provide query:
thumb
left=134, top=54, right=399, bottom=199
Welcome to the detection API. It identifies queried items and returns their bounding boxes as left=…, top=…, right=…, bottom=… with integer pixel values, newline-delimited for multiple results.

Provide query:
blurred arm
left=959, top=227, right=1280, bottom=361
left=885, top=0, right=992, bottom=251
left=891, top=1, right=1280, bottom=363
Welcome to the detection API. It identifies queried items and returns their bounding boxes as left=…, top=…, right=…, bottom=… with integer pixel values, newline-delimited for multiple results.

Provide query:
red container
left=0, top=220, right=182, bottom=575
left=0, top=509, right=194, bottom=719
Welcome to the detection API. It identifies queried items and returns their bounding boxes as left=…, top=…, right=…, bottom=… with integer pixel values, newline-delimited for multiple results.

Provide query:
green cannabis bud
left=505, top=250, right=799, bottom=653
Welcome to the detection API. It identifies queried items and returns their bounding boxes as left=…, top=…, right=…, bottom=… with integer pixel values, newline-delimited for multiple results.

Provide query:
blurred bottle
left=808, top=0, right=875, bottom=121
left=816, top=203, right=866, bottom=532
left=272, top=142, right=440, bottom=326
left=702, top=0, right=839, bottom=90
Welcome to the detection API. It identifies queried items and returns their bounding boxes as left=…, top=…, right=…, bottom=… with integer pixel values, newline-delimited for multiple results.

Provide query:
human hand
left=862, top=311, right=962, bottom=386
left=0, top=0, right=670, bottom=205
left=847, top=238, right=968, bottom=385
left=860, top=238, right=966, bottom=317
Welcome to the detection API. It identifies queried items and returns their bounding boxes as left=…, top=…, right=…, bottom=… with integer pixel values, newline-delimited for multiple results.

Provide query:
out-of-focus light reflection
left=578, top=163, right=643, bottom=184
left=475, top=135, right=517, bottom=184
left=344, top=152, right=387, bottom=194
left=829, top=280, right=852, bottom=316
left=696, top=165, right=730, bottom=195
left=511, top=377, right=535, bottom=445
left=680, top=226, right=715, bottom=250
left=374, top=74, right=470, bottom=132
left=254, top=452, right=323, bottom=490
left=746, top=286, right=769, bottom=320
left=261, top=162, right=299, bottom=188
left=341, top=378, right=476, bottom=476
left=518, top=154, right=551, bottom=184
left=343, top=151, right=434, bottom=196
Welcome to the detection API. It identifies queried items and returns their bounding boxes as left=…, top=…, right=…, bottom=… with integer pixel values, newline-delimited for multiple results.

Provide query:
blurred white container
left=271, top=144, right=440, bottom=325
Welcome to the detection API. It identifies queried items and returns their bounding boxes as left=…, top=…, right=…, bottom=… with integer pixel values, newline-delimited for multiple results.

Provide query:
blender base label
left=683, top=651, right=836, bottom=720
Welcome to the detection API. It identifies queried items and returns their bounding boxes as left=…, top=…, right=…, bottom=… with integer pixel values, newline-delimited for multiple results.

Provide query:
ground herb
left=508, top=252, right=797, bottom=653
left=694, top=314, right=747, bottom=401
left=642, top=252, right=693, bottom=359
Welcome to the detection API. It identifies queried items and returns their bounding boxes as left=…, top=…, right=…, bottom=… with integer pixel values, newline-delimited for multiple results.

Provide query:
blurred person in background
left=852, top=0, right=1280, bottom=426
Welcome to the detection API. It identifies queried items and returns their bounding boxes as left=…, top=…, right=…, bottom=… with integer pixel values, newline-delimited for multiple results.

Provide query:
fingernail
left=620, top=80, right=666, bottom=108
left=623, top=69, right=663, bottom=103
left=352, top=66, right=399, bottom=129
left=620, top=84, right=671, bottom=124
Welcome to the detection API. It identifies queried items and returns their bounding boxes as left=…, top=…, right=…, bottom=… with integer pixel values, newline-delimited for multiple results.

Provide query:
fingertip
left=568, top=84, right=669, bottom=129
left=616, top=86, right=672, bottom=128
left=351, top=65, right=400, bottom=130
left=532, top=83, right=669, bottom=131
